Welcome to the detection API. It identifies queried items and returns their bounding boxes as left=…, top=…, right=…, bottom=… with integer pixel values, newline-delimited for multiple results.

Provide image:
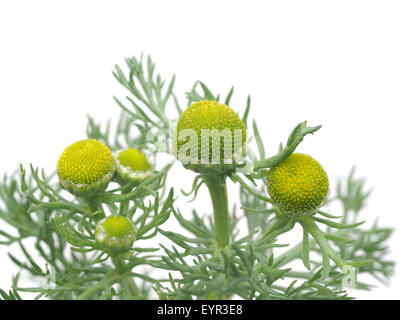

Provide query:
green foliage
left=0, top=54, right=394, bottom=300
left=0, top=162, right=173, bottom=299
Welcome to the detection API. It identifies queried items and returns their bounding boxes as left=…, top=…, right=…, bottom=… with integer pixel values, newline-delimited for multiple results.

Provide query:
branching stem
left=299, top=215, right=344, bottom=278
left=76, top=271, right=122, bottom=300
left=111, top=255, right=140, bottom=297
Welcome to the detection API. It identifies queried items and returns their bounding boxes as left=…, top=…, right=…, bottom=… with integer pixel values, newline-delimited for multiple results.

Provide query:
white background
left=0, top=0, right=399, bottom=299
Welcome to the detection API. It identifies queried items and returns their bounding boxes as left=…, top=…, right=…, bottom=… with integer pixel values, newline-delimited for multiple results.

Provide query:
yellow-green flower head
left=57, top=139, right=115, bottom=197
left=266, top=153, right=329, bottom=215
left=114, top=148, right=153, bottom=184
left=95, top=216, right=138, bottom=252
left=175, top=100, right=247, bottom=174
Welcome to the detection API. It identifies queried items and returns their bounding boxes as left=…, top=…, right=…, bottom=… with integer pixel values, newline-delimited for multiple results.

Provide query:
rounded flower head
left=115, top=148, right=153, bottom=184
left=57, top=139, right=115, bottom=197
left=175, top=100, right=246, bottom=174
left=266, top=153, right=329, bottom=215
left=95, top=216, right=137, bottom=252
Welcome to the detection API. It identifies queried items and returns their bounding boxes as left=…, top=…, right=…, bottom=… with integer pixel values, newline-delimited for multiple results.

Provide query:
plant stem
left=201, top=174, right=230, bottom=248
left=257, top=215, right=293, bottom=245
left=85, top=196, right=105, bottom=222
left=119, top=200, right=129, bottom=216
left=299, top=215, right=344, bottom=278
left=111, top=255, right=140, bottom=297
left=119, top=188, right=130, bottom=216
left=76, top=271, right=122, bottom=300
left=125, top=277, right=140, bottom=297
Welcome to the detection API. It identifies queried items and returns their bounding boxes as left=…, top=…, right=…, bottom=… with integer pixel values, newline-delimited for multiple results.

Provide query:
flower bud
left=114, top=148, right=153, bottom=184
left=175, top=100, right=247, bottom=175
left=57, top=139, right=115, bottom=197
left=266, top=153, right=329, bottom=215
left=95, top=216, right=137, bottom=252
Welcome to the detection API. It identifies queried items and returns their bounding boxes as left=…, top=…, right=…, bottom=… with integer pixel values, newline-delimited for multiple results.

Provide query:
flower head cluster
left=175, top=100, right=246, bottom=174
left=57, top=139, right=115, bottom=197
left=266, top=153, right=329, bottom=215
left=95, top=216, right=137, bottom=252
left=115, top=148, right=153, bottom=184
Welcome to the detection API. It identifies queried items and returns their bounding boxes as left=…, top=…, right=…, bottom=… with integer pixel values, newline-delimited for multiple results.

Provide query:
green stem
left=85, top=196, right=105, bottom=222
left=231, top=173, right=273, bottom=204
left=76, top=271, right=122, bottom=300
left=253, top=121, right=321, bottom=170
left=201, top=174, right=230, bottom=248
left=119, top=189, right=130, bottom=216
left=28, top=201, right=92, bottom=216
left=111, top=255, right=140, bottom=297
left=253, top=144, right=297, bottom=170
left=257, top=215, right=294, bottom=245
left=125, top=277, right=140, bottom=297
left=119, top=200, right=129, bottom=216
left=299, top=215, right=344, bottom=278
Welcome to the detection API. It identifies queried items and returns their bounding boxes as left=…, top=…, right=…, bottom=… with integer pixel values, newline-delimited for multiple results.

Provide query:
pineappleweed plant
left=0, top=54, right=394, bottom=300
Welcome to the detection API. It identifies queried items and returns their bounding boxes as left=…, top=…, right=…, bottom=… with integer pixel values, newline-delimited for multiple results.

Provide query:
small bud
left=114, top=148, right=153, bottom=184
left=95, top=216, right=137, bottom=252
left=57, top=139, right=115, bottom=197
left=266, top=153, right=329, bottom=215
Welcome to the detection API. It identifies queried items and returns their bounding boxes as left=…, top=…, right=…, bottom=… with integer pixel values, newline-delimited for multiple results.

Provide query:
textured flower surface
left=267, top=153, right=329, bottom=215
left=176, top=100, right=246, bottom=173
left=57, top=139, right=115, bottom=196
left=115, top=148, right=153, bottom=183
left=95, top=216, right=137, bottom=252
left=118, top=148, right=151, bottom=171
